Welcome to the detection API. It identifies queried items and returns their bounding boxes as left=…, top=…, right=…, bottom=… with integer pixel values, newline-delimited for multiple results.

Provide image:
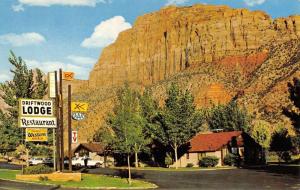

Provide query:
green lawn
left=39, top=174, right=156, bottom=188
left=0, top=169, right=20, bottom=180
left=0, top=169, right=156, bottom=189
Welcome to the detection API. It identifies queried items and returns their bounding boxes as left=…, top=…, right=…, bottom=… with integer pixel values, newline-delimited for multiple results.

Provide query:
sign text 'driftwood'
left=19, top=99, right=53, bottom=117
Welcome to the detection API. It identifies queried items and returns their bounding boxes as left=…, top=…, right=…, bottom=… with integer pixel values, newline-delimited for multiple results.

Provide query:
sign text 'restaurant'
left=19, top=117, right=57, bottom=128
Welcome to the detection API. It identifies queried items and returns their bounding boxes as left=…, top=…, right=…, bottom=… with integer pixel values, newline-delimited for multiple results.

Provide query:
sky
left=0, top=0, right=299, bottom=82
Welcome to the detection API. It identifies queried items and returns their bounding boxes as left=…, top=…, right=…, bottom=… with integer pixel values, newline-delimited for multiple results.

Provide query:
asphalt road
left=86, top=166, right=300, bottom=190
left=0, top=162, right=299, bottom=190
left=0, top=179, right=59, bottom=190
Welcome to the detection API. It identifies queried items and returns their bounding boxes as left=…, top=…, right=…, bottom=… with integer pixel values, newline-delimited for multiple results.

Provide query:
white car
left=65, top=157, right=103, bottom=168
left=28, top=157, right=44, bottom=165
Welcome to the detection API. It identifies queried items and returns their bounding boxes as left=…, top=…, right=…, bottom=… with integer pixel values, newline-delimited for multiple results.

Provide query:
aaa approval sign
left=19, top=99, right=57, bottom=128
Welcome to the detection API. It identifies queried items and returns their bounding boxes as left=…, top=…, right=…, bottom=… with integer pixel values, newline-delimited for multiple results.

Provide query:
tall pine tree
left=0, top=51, right=47, bottom=153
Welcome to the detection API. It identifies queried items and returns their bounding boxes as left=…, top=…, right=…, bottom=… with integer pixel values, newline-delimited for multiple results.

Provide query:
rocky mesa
left=72, top=4, right=300, bottom=141
left=89, top=4, right=300, bottom=88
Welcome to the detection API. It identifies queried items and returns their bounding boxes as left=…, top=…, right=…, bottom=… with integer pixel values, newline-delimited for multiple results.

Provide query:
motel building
left=171, top=131, right=263, bottom=167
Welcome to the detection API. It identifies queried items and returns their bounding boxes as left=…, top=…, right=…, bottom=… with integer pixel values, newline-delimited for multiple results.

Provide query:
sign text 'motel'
left=19, top=99, right=53, bottom=117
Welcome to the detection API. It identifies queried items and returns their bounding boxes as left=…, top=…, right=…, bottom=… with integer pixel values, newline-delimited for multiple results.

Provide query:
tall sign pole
left=59, top=69, right=64, bottom=171
left=54, top=71, right=61, bottom=171
left=68, top=85, right=72, bottom=171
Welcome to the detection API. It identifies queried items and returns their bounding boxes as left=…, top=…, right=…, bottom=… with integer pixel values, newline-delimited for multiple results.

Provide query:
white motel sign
left=19, top=99, right=57, bottom=128
left=19, top=99, right=54, bottom=117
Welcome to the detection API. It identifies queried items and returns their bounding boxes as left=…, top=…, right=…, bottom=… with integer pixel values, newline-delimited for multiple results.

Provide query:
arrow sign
left=72, top=131, right=78, bottom=144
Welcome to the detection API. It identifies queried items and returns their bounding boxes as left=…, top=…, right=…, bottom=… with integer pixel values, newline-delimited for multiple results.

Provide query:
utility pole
left=68, top=85, right=72, bottom=172
left=59, top=69, right=64, bottom=171
left=54, top=71, right=60, bottom=171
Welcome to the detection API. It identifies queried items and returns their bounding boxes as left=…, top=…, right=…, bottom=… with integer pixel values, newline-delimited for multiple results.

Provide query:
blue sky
left=0, top=0, right=299, bottom=82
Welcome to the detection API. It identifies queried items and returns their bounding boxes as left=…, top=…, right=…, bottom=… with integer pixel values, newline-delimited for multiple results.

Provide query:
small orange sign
left=63, top=72, right=74, bottom=81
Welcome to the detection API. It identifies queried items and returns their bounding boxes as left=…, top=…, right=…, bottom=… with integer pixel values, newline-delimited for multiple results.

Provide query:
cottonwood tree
left=250, top=120, right=272, bottom=163
left=157, top=83, right=203, bottom=169
left=207, top=101, right=250, bottom=132
left=107, top=84, right=149, bottom=184
left=0, top=51, right=47, bottom=153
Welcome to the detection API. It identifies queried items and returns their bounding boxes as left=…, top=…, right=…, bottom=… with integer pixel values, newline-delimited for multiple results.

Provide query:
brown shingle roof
left=188, top=131, right=243, bottom=152
left=73, top=143, right=104, bottom=154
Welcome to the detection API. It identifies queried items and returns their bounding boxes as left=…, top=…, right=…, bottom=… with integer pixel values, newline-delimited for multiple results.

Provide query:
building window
left=187, top=153, right=190, bottom=159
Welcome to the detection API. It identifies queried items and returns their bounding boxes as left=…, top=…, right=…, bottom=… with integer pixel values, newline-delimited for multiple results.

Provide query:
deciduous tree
left=107, top=84, right=149, bottom=184
left=157, top=83, right=203, bottom=169
left=283, top=77, right=300, bottom=151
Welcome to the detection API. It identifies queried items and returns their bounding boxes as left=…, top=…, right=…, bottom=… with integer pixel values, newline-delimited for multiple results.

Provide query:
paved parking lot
left=0, top=162, right=299, bottom=190
left=87, top=165, right=300, bottom=190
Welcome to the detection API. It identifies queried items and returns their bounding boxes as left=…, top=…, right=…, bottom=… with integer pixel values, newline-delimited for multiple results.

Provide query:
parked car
left=43, top=158, right=53, bottom=165
left=64, top=157, right=103, bottom=168
left=28, top=157, right=44, bottom=165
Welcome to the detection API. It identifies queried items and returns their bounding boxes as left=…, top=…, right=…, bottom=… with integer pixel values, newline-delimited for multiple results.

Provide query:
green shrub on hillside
left=199, top=156, right=219, bottom=167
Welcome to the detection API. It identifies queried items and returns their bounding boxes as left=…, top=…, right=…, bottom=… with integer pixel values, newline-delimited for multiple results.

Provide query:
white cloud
left=12, top=0, right=109, bottom=11
left=25, top=58, right=93, bottom=80
left=81, top=16, right=131, bottom=48
left=66, top=55, right=97, bottom=65
left=0, top=33, right=45, bottom=47
left=243, top=0, right=266, bottom=6
left=12, top=4, right=24, bottom=12
left=165, top=0, right=189, bottom=6
left=17, top=0, right=107, bottom=7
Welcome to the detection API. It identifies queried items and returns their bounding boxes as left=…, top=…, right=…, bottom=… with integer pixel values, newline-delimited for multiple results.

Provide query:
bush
left=38, top=176, right=48, bottom=181
left=199, top=156, right=219, bottom=167
left=277, top=151, right=292, bottom=163
left=24, top=165, right=53, bottom=175
left=224, top=153, right=238, bottom=166
left=165, top=153, right=173, bottom=167
left=186, top=163, right=194, bottom=168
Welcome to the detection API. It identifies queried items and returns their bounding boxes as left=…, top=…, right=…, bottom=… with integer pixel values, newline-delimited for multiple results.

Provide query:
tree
left=270, top=127, right=293, bottom=162
left=283, top=77, right=300, bottom=151
left=250, top=120, right=272, bottom=149
left=250, top=120, right=272, bottom=163
left=207, top=101, right=250, bottom=132
left=107, top=84, right=149, bottom=184
left=0, top=51, right=47, bottom=153
left=157, top=83, right=203, bottom=169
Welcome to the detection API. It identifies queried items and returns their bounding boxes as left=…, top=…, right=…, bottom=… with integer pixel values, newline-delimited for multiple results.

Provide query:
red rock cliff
left=89, top=4, right=300, bottom=88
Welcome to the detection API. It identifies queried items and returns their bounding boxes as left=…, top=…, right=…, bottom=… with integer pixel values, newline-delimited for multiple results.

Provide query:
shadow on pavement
left=242, top=164, right=300, bottom=178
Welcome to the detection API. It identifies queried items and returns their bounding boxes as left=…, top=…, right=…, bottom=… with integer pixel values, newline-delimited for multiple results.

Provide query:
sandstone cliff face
left=71, top=5, right=300, bottom=141
left=89, top=4, right=300, bottom=89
